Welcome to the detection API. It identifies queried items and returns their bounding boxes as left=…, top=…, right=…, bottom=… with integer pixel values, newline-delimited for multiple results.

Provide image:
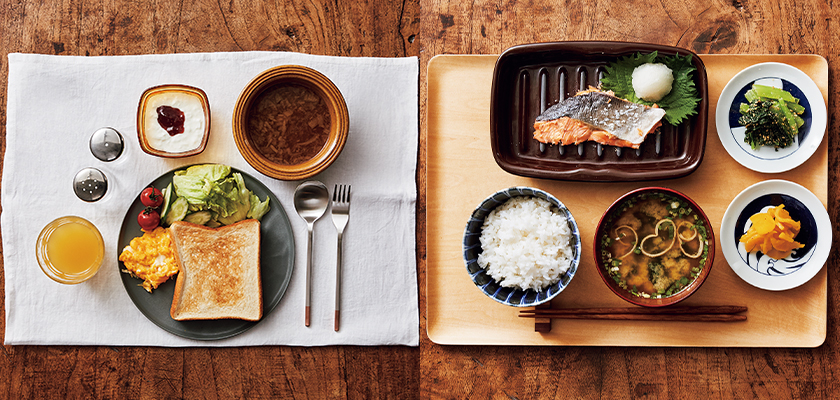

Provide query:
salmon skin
left=533, top=89, right=666, bottom=149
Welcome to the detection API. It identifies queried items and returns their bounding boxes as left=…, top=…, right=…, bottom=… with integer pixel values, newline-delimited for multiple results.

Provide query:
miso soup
left=599, top=192, right=710, bottom=299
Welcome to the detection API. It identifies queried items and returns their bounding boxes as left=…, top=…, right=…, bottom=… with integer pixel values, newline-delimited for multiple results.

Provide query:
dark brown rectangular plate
left=490, top=41, right=709, bottom=181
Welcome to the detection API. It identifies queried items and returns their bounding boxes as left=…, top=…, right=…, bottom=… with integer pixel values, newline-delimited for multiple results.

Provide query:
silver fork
left=331, top=184, right=351, bottom=331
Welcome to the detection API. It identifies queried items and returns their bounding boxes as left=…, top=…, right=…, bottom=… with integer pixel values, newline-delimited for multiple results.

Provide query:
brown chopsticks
left=521, top=305, right=747, bottom=323
left=533, top=302, right=553, bottom=332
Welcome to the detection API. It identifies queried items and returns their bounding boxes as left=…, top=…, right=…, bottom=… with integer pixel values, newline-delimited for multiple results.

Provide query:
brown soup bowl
left=593, top=187, right=715, bottom=307
left=233, top=65, right=349, bottom=180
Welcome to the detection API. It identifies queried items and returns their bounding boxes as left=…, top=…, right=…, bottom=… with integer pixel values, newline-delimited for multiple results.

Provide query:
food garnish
left=119, top=227, right=179, bottom=292
left=140, top=187, right=164, bottom=208
left=739, top=204, right=804, bottom=260
left=738, top=84, right=805, bottom=150
left=138, top=208, right=161, bottom=231
left=600, top=51, right=701, bottom=126
left=159, top=182, right=174, bottom=221
left=631, top=63, right=674, bottom=102
left=137, top=185, right=165, bottom=231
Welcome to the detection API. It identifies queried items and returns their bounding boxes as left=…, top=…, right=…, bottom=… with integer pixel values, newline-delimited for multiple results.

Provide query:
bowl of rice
left=463, top=187, right=581, bottom=307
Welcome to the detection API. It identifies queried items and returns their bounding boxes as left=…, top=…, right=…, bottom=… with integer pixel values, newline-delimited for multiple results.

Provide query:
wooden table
left=1, top=0, right=837, bottom=398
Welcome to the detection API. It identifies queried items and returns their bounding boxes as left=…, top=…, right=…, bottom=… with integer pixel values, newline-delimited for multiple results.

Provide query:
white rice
left=477, top=196, right=574, bottom=291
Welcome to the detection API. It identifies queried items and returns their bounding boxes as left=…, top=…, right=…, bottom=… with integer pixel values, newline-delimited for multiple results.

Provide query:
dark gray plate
left=117, top=167, right=295, bottom=340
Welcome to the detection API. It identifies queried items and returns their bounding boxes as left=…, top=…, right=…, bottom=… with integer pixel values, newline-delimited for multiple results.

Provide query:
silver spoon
left=294, top=181, right=330, bottom=327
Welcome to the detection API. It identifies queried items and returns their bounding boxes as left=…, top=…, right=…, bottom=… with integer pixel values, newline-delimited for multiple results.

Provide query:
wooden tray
left=426, top=54, right=828, bottom=347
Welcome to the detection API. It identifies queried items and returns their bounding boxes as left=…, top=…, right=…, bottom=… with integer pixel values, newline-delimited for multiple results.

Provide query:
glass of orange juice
left=36, top=216, right=104, bottom=284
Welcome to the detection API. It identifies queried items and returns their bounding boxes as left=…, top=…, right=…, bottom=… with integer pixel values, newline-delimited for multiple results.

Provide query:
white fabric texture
left=2, top=52, right=419, bottom=346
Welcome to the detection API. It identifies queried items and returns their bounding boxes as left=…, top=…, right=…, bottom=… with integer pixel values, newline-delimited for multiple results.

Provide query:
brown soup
left=247, top=84, right=331, bottom=165
left=599, top=192, right=710, bottom=298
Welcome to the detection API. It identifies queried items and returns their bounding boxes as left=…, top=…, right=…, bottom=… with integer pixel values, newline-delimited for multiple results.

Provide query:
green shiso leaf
left=600, top=51, right=702, bottom=126
left=600, top=52, right=656, bottom=103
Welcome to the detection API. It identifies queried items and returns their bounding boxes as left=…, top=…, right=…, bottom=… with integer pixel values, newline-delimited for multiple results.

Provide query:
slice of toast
left=169, top=219, right=262, bottom=321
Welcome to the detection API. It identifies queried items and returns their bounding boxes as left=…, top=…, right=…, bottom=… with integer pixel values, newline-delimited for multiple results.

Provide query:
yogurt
left=141, top=88, right=207, bottom=154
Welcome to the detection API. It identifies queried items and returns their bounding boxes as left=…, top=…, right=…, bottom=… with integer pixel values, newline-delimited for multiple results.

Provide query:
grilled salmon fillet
left=533, top=89, right=666, bottom=149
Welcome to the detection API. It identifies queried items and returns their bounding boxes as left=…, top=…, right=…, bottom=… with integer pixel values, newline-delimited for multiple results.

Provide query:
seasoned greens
left=738, top=84, right=804, bottom=150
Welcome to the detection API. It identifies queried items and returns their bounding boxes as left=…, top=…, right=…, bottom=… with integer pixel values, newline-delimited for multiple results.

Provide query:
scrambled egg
left=119, top=227, right=179, bottom=292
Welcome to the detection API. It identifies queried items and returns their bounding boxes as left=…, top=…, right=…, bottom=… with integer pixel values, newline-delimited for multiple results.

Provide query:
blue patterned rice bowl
left=463, top=187, right=580, bottom=307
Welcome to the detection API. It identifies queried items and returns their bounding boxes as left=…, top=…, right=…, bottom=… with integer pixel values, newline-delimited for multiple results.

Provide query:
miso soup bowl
left=593, top=187, right=715, bottom=307
left=232, top=65, right=349, bottom=181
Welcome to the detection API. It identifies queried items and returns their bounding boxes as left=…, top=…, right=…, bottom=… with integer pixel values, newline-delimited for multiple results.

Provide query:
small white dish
left=715, top=62, right=826, bottom=173
left=720, top=180, right=830, bottom=291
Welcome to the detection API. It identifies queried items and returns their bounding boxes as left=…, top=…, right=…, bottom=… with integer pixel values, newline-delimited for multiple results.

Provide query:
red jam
left=156, top=105, right=185, bottom=136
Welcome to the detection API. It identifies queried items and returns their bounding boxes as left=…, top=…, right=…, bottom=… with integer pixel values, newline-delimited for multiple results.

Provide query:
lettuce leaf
left=247, top=193, right=270, bottom=220
left=601, top=51, right=701, bottom=126
left=175, top=164, right=231, bottom=182
left=170, top=164, right=270, bottom=226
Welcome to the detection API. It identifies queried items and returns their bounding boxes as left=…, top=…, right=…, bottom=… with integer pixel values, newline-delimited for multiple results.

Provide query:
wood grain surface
left=0, top=0, right=838, bottom=399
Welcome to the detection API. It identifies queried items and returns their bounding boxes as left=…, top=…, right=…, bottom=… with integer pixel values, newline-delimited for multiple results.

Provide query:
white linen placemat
left=2, top=52, right=419, bottom=346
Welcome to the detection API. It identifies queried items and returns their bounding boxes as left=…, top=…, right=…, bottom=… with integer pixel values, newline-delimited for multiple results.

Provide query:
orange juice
left=37, top=216, right=104, bottom=284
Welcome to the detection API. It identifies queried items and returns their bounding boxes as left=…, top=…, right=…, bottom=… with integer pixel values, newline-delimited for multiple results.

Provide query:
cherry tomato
left=138, top=208, right=160, bottom=231
left=140, top=187, right=163, bottom=208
